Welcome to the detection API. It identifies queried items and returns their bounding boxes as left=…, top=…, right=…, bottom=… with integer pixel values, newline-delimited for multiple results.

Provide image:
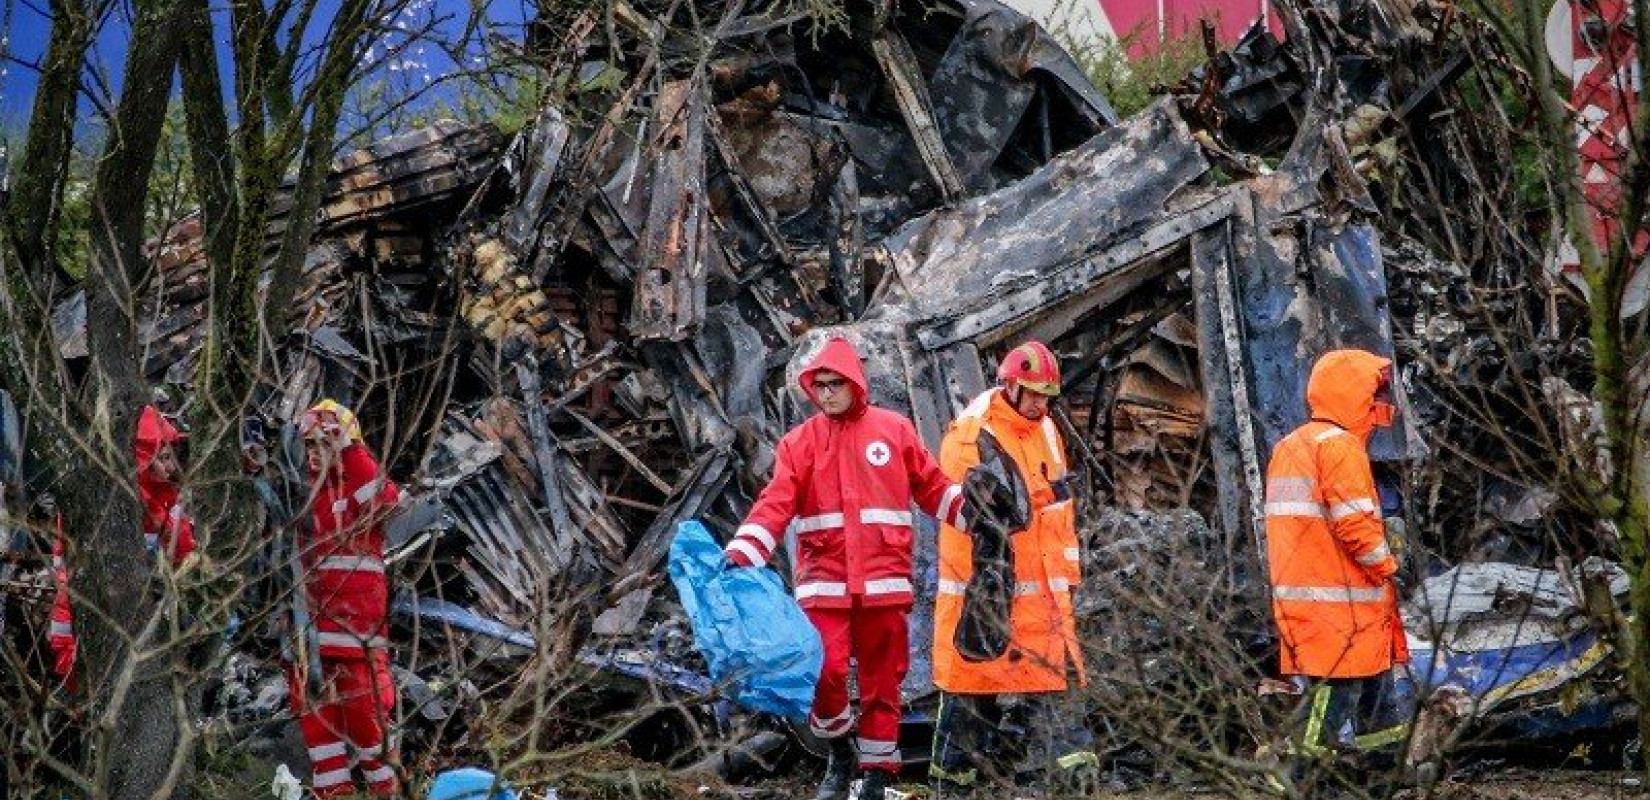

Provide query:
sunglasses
left=813, top=377, right=849, bottom=393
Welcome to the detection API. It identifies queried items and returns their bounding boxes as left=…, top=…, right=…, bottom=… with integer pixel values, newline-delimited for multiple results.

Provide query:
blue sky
left=1, top=0, right=532, bottom=134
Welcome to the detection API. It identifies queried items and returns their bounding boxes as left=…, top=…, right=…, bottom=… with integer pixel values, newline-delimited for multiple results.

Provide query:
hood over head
left=1306, top=349, right=1394, bottom=439
left=798, top=337, right=869, bottom=418
left=134, top=405, right=183, bottom=490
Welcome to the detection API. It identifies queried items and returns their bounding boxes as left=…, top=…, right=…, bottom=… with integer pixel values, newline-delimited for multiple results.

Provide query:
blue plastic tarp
left=668, top=520, right=823, bottom=720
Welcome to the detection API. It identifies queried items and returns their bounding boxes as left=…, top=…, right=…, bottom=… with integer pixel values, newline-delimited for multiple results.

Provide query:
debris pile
left=14, top=0, right=1641, bottom=786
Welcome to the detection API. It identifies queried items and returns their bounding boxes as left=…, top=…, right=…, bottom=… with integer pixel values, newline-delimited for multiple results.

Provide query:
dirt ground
left=1418, top=769, right=1645, bottom=800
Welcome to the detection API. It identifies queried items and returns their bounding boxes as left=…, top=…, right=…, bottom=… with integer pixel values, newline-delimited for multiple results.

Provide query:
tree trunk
left=76, top=0, right=195, bottom=794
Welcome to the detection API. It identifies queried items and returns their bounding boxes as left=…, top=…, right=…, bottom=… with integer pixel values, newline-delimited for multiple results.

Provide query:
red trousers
left=806, top=601, right=909, bottom=773
left=288, top=650, right=398, bottom=798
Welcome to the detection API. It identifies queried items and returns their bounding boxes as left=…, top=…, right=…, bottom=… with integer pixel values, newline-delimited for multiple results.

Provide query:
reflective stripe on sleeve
left=1266, top=477, right=1316, bottom=503
left=736, top=524, right=777, bottom=552
left=1329, top=498, right=1379, bottom=520
left=1264, top=502, right=1328, bottom=519
left=938, top=484, right=964, bottom=524
left=937, top=579, right=967, bottom=595
left=1272, top=585, right=1387, bottom=603
left=727, top=539, right=767, bottom=568
left=1355, top=541, right=1392, bottom=566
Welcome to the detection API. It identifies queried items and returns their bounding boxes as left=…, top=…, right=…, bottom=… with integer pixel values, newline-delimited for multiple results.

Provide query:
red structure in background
left=1095, top=0, right=1283, bottom=56
left=1549, top=0, right=1649, bottom=313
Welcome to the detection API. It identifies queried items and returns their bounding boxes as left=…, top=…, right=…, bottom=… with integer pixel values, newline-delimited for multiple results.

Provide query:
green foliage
left=1057, top=20, right=1208, bottom=119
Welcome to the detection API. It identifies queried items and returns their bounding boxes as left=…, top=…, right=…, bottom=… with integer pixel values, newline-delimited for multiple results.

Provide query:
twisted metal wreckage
left=13, top=0, right=1638, bottom=784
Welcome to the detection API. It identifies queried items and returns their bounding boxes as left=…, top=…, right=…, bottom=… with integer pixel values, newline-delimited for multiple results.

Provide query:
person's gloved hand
left=722, top=549, right=756, bottom=569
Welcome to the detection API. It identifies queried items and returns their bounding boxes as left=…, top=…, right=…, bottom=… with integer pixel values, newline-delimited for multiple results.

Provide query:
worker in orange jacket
left=1264, top=349, right=1409, bottom=761
left=929, top=341, right=1097, bottom=798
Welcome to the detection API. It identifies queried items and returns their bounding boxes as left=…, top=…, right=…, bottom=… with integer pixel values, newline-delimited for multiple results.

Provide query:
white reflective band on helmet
left=1064, top=547, right=1081, bottom=561
left=1314, top=427, right=1349, bottom=442
left=1355, top=541, right=1392, bottom=566
left=49, top=621, right=74, bottom=637
left=1329, top=498, right=1379, bottom=520
left=864, top=577, right=912, bottom=595
left=795, top=581, right=848, bottom=599
left=1272, top=585, right=1387, bottom=603
left=312, top=768, right=352, bottom=788
left=353, top=477, right=385, bottom=505
left=1266, top=477, right=1316, bottom=503
left=316, top=555, right=385, bottom=574
left=1264, top=502, right=1328, bottom=519
left=727, top=539, right=766, bottom=568
left=737, top=524, right=777, bottom=552
left=317, top=631, right=388, bottom=650
left=308, top=742, right=348, bottom=761
left=795, top=513, right=846, bottom=533
left=860, top=508, right=913, bottom=527
left=937, top=579, right=968, bottom=595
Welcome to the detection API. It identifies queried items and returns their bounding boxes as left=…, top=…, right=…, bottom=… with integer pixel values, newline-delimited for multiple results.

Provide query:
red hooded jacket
left=51, top=406, right=196, bottom=678
left=724, top=338, right=965, bottom=609
left=306, top=442, right=400, bottom=660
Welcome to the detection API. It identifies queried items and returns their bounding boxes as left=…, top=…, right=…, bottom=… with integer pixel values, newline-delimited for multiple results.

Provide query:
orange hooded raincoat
left=932, top=388, right=1083, bottom=694
left=1265, top=349, right=1407, bottom=679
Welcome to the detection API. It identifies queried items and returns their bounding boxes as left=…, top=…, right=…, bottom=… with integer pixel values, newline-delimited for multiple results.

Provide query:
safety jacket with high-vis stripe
left=932, top=388, right=1083, bottom=694
left=1265, top=349, right=1406, bottom=679
left=724, top=337, right=965, bottom=609
left=306, top=443, right=400, bottom=660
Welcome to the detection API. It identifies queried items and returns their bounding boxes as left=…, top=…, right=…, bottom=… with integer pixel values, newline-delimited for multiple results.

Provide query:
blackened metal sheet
left=1234, top=215, right=1420, bottom=463
left=926, top=0, right=1118, bottom=191
left=875, top=100, right=1208, bottom=342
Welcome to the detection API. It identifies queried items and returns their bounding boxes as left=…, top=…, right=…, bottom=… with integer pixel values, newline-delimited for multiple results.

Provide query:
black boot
left=857, top=769, right=890, bottom=800
left=814, top=739, right=855, bottom=800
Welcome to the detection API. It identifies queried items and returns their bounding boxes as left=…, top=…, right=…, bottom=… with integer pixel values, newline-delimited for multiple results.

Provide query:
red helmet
left=998, top=340, right=1061, bottom=396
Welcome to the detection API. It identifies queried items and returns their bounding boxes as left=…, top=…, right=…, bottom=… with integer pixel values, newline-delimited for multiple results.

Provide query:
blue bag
left=668, top=520, right=823, bottom=720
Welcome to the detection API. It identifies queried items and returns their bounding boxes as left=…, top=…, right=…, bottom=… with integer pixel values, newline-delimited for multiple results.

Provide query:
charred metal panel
left=632, top=81, right=711, bottom=342
left=876, top=101, right=1209, bottom=349
left=926, top=0, right=1118, bottom=192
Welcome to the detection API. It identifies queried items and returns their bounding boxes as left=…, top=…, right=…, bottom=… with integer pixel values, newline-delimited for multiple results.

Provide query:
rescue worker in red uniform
left=1264, top=349, right=1409, bottom=766
left=929, top=341, right=1097, bottom=798
left=50, top=405, right=197, bottom=689
left=724, top=337, right=968, bottom=800
left=291, top=400, right=401, bottom=798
